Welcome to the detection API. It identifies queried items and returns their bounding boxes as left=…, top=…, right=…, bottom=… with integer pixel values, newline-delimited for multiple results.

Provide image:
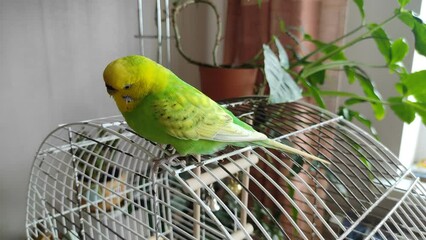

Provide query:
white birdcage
left=26, top=97, right=426, bottom=240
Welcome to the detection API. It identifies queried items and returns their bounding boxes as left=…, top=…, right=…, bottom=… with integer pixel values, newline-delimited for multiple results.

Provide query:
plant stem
left=406, top=101, right=426, bottom=112
left=299, top=25, right=365, bottom=63
left=297, top=12, right=400, bottom=69
left=172, top=0, right=222, bottom=67
left=314, top=90, right=392, bottom=105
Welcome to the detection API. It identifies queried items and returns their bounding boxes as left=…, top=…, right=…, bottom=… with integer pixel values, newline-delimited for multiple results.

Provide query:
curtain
left=224, top=0, right=348, bottom=66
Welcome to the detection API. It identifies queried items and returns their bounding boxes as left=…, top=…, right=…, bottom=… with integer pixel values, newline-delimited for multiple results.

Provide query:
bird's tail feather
left=256, top=139, right=330, bottom=165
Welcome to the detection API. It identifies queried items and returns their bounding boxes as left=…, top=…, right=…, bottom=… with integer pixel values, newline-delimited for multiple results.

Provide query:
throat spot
left=123, top=96, right=133, bottom=104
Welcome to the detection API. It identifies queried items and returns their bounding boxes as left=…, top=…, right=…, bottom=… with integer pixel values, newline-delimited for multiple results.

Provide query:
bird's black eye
left=124, top=84, right=132, bottom=90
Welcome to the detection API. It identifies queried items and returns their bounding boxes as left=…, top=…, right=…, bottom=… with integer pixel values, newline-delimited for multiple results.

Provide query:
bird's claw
left=170, top=158, right=186, bottom=167
left=153, top=154, right=185, bottom=167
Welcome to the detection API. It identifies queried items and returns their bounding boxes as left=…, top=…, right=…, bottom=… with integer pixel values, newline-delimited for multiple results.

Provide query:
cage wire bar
left=26, top=97, right=426, bottom=240
left=136, top=0, right=172, bottom=67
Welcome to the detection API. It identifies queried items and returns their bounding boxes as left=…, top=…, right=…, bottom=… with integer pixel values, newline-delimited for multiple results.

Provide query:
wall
left=0, top=0, right=226, bottom=238
left=0, top=1, right=138, bottom=238
left=414, top=124, right=426, bottom=161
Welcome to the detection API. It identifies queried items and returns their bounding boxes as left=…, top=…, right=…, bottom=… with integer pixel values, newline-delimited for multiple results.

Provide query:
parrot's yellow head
left=103, top=55, right=167, bottom=112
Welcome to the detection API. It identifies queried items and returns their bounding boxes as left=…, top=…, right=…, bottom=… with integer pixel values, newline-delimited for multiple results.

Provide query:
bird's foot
left=152, top=154, right=186, bottom=169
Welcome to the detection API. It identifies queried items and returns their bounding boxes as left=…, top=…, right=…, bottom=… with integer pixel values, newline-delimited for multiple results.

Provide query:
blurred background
left=0, top=0, right=424, bottom=239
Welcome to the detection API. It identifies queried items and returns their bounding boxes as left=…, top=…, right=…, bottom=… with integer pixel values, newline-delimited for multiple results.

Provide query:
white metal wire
left=26, top=97, right=426, bottom=240
left=136, top=0, right=172, bottom=66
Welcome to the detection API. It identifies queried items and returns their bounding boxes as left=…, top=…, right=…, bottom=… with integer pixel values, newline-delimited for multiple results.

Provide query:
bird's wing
left=152, top=90, right=267, bottom=142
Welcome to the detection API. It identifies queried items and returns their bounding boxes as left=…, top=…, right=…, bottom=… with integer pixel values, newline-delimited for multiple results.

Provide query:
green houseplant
left=261, top=0, right=426, bottom=136
left=173, top=0, right=426, bottom=136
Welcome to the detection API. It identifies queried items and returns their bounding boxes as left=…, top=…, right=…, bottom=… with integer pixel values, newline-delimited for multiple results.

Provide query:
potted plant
left=173, top=0, right=426, bottom=134
left=261, top=0, right=426, bottom=136
left=172, top=0, right=260, bottom=101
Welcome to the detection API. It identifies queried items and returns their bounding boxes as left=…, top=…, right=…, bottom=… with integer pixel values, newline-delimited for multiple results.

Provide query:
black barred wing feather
left=152, top=90, right=267, bottom=142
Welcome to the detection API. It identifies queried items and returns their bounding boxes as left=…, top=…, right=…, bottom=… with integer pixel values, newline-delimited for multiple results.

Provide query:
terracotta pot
left=199, top=66, right=258, bottom=101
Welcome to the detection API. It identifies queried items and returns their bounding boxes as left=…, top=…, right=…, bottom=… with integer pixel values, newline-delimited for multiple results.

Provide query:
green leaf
left=388, top=97, right=416, bottom=123
left=309, top=160, right=324, bottom=171
left=305, top=38, right=347, bottom=61
left=398, top=10, right=426, bottom=57
left=291, top=205, right=298, bottom=223
left=325, top=170, right=348, bottom=198
left=338, top=107, right=352, bottom=120
left=340, top=132, right=375, bottom=179
left=353, top=0, right=365, bottom=21
left=353, top=113, right=378, bottom=137
left=307, top=69, right=325, bottom=85
left=404, top=70, right=426, bottom=102
left=301, top=60, right=357, bottom=79
left=279, top=20, right=286, bottom=33
left=359, top=155, right=374, bottom=180
left=286, top=185, right=299, bottom=222
left=398, top=0, right=411, bottom=8
left=410, top=102, right=426, bottom=124
left=263, top=44, right=302, bottom=103
left=390, top=38, right=409, bottom=64
left=345, top=98, right=366, bottom=106
left=368, top=24, right=391, bottom=64
left=338, top=107, right=378, bottom=137
left=398, top=10, right=415, bottom=28
left=355, top=72, right=386, bottom=120
left=389, top=62, right=408, bottom=76
left=301, top=79, right=326, bottom=108
left=304, top=33, right=312, bottom=41
left=290, top=155, right=304, bottom=177
left=413, top=19, right=426, bottom=56
left=345, top=66, right=356, bottom=84
left=395, top=82, right=408, bottom=95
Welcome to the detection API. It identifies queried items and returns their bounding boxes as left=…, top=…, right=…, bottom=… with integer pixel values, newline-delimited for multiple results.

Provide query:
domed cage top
left=26, top=97, right=426, bottom=240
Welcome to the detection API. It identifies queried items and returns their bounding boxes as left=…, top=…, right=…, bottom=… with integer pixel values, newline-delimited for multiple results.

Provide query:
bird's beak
left=105, top=84, right=117, bottom=95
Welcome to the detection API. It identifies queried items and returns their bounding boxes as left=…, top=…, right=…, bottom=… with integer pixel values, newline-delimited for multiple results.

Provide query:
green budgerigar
left=103, top=55, right=328, bottom=164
